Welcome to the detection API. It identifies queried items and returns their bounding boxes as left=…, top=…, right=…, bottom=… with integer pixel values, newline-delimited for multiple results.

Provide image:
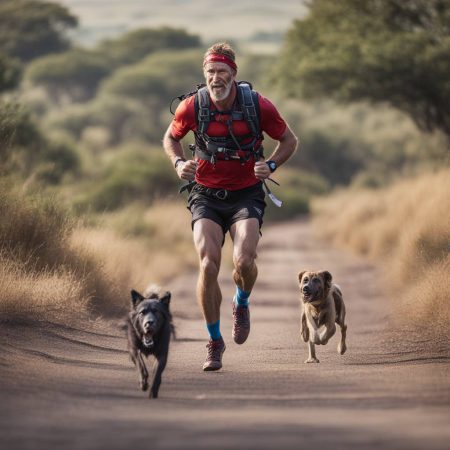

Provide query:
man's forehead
left=204, top=61, right=234, bottom=72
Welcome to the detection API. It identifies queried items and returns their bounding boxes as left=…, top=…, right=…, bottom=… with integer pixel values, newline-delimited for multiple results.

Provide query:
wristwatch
left=266, top=160, right=277, bottom=173
left=174, top=157, right=186, bottom=169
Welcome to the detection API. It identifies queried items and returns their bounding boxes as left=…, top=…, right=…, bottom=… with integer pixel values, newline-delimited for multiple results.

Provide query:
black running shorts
left=187, top=182, right=266, bottom=234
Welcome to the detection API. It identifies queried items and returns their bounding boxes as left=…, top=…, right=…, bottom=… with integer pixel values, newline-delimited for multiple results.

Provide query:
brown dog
left=298, top=270, right=347, bottom=363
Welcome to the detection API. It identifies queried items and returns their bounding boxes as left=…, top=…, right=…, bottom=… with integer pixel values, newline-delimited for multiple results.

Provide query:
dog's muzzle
left=143, top=333, right=154, bottom=348
left=302, top=287, right=312, bottom=301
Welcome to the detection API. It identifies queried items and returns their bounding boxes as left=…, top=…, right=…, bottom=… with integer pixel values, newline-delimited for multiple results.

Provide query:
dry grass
left=312, top=168, right=450, bottom=332
left=0, top=185, right=197, bottom=324
left=0, top=255, right=87, bottom=323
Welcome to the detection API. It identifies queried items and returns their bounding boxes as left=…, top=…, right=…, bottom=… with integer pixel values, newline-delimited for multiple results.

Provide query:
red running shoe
left=202, top=336, right=226, bottom=371
left=232, top=300, right=250, bottom=344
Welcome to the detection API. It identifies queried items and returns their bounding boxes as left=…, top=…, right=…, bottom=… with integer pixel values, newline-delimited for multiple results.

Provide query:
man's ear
left=320, top=271, right=333, bottom=289
left=298, top=271, right=307, bottom=284
left=131, top=289, right=144, bottom=308
left=159, top=292, right=171, bottom=305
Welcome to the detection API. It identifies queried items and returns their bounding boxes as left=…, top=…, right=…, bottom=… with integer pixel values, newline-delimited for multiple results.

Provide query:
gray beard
left=209, top=80, right=233, bottom=102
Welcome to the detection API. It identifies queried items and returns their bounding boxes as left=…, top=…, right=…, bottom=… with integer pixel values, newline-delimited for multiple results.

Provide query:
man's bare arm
left=163, top=125, right=197, bottom=181
left=254, top=125, right=299, bottom=180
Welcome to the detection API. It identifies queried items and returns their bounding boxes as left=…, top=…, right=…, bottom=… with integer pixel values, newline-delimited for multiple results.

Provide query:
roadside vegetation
left=312, top=168, right=450, bottom=337
left=0, top=0, right=448, bottom=326
left=0, top=183, right=195, bottom=323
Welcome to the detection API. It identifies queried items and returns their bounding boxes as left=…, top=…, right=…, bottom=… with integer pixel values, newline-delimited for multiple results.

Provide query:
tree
left=98, top=27, right=201, bottom=67
left=0, top=0, right=77, bottom=62
left=26, top=49, right=111, bottom=102
left=277, top=0, right=450, bottom=139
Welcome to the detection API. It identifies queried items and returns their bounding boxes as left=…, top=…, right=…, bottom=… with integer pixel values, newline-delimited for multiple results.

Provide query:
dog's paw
left=140, top=379, right=149, bottom=391
left=304, top=357, right=320, bottom=363
left=338, top=342, right=347, bottom=355
left=148, top=389, right=158, bottom=399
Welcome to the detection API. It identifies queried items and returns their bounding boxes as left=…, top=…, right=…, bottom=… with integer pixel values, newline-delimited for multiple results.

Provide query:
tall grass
left=312, top=168, right=450, bottom=334
left=0, top=184, right=196, bottom=324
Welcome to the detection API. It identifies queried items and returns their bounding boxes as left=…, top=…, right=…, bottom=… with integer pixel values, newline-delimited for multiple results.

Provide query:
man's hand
left=254, top=161, right=271, bottom=180
left=176, top=159, right=197, bottom=181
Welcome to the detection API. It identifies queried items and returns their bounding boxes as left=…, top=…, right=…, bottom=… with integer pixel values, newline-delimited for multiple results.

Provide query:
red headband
left=203, top=53, right=237, bottom=71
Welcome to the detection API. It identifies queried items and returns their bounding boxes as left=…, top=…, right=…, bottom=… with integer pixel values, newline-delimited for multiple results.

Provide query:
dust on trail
left=1, top=219, right=449, bottom=450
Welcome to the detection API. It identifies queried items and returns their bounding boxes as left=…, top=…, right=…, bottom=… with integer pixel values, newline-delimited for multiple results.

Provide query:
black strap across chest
left=192, top=82, right=263, bottom=164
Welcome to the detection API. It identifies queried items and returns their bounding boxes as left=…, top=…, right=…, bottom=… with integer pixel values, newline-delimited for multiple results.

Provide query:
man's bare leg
left=229, top=218, right=260, bottom=344
left=230, top=218, right=260, bottom=292
left=193, top=218, right=223, bottom=324
left=193, top=218, right=226, bottom=370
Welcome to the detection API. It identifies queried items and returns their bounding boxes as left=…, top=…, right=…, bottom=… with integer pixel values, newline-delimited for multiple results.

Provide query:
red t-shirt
left=170, top=91, right=287, bottom=190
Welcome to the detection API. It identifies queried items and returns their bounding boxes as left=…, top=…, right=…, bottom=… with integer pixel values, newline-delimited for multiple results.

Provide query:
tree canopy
left=26, top=49, right=111, bottom=102
left=98, top=27, right=201, bottom=67
left=0, top=0, right=77, bottom=62
left=276, top=0, right=450, bottom=139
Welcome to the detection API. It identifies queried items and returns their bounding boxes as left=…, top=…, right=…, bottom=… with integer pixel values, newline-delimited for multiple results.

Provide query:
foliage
left=0, top=52, right=21, bottom=92
left=0, top=181, right=74, bottom=272
left=98, top=27, right=201, bottom=67
left=99, top=49, right=204, bottom=103
left=265, top=167, right=329, bottom=221
left=277, top=0, right=450, bottom=140
left=312, top=168, right=450, bottom=335
left=291, top=129, right=368, bottom=186
left=0, top=102, right=43, bottom=174
left=26, top=49, right=111, bottom=102
left=0, top=0, right=77, bottom=62
left=75, top=146, right=180, bottom=212
left=0, top=102, right=79, bottom=182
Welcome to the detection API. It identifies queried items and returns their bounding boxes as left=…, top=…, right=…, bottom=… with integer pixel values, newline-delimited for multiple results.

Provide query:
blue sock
left=235, top=286, right=250, bottom=307
left=206, top=320, right=221, bottom=340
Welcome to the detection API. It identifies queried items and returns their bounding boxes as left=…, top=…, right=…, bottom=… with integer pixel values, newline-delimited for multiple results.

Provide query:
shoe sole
left=233, top=333, right=249, bottom=345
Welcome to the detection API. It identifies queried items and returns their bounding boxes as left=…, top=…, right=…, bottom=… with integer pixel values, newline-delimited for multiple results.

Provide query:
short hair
left=204, top=42, right=236, bottom=62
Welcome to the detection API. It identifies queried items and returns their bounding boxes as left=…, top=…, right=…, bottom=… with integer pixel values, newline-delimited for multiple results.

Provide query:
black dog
left=125, top=288, right=174, bottom=398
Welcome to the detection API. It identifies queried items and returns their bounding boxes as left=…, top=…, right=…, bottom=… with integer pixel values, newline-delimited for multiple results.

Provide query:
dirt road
left=1, top=220, right=449, bottom=450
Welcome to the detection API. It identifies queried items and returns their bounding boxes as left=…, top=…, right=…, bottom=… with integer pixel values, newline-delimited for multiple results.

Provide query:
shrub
left=312, top=168, right=450, bottom=335
left=265, top=167, right=330, bottom=221
left=76, top=146, right=179, bottom=211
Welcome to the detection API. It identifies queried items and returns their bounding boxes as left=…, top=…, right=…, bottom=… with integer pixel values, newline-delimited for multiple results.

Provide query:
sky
left=48, top=0, right=308, bottom=50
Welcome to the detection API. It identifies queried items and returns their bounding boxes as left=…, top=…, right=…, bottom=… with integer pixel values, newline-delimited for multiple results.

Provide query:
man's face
left=204, top=61, right=236, bottom=102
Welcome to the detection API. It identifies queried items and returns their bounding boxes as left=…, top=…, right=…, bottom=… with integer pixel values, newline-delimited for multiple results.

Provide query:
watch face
left=268, top=161, right=276, bottom=171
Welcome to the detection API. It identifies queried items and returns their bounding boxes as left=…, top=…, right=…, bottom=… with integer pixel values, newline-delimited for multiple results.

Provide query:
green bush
left=0, top=101, right=44, bottom=174
left=99, top=27, right=201, bottom=67
left=264, top=167, right=330, bottom=221
left=36, top=137, right=80, bottom=184
left=265, top=187, right=310, bottom=221
left=99, top=49, right=203, bottom=102
left=290, top=129, right=368, bottom=186
left=26, top=49, right=111, bottom=102
left=76, top=146, right=179, bottom=211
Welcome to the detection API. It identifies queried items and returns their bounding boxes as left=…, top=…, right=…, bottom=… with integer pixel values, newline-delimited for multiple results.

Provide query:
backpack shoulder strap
left=236, top=82, right=261, bottom=138
left=194, top=86, right=210, bottom=134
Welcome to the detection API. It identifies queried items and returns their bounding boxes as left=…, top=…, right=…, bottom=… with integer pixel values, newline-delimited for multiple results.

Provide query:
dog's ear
left=320, top=271, right=333, bottom=289
left=298, top=271, right=307, bottom=283
left=159, top=291, right=171, bottom=305
left=131, top=289, right=145, bottom=308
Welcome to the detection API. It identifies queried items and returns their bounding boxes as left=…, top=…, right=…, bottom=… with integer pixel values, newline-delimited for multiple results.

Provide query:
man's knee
left=200, top=257, right=220, bottom=280
left=233, top=254, right=256, bottom=275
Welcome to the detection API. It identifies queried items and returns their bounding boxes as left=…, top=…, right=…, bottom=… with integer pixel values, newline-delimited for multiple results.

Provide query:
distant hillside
left=46, top=0, right=307, bottom=50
